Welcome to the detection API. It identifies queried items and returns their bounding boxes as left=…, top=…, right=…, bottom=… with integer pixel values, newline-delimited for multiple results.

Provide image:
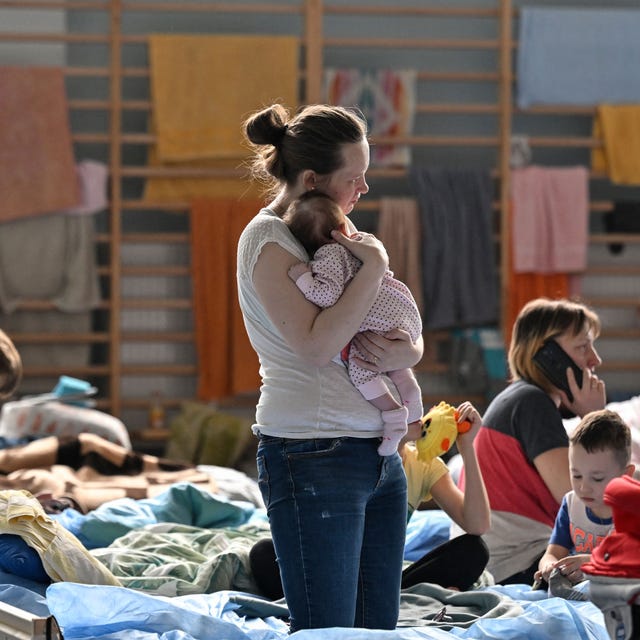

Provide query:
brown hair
left=243, top=103, right=367, bottom=197
left=283, top=191, right=345, bottom=257
left=508, top=298, right=600, bottom=392
left=0, top=329, right=22, bottom=401
left=570, top=409, right=632, bottom=469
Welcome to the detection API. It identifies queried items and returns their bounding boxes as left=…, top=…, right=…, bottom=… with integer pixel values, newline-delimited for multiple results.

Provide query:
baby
left=284, top=191, right=423, bottom=455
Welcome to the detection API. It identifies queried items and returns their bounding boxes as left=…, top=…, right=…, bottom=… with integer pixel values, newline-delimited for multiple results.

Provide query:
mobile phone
left=532, top=340, right=583, bottom=402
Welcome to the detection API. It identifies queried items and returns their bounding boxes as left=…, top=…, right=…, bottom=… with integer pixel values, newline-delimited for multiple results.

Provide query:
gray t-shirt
left=236, top=208, right=385, bottom=438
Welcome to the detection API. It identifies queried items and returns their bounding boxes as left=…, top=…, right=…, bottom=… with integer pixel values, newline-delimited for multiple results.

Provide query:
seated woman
left=457, top=298, right=607, bottom=585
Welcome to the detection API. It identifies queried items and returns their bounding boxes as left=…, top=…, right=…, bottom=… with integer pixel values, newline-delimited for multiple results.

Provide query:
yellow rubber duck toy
left=416, top=400, right=472, bottom=462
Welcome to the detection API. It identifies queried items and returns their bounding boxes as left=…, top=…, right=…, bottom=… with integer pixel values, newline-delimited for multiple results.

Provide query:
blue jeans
left=256, top=434, right=407, bottom=632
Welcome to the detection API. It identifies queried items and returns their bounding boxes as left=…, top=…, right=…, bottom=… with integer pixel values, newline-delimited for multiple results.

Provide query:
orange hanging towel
left=190, top=198, right=262, bottom=400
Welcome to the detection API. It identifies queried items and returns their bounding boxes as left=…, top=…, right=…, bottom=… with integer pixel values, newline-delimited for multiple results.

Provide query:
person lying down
left=0, top=432, right=211, bottom=513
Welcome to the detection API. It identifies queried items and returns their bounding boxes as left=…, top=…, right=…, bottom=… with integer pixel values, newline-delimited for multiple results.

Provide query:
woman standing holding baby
left=236, top=103, right=423, bottom=631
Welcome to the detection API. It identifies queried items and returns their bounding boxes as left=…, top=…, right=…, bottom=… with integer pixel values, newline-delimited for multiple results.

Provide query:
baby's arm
left=288, top=262, right=311, bottom=283
left=287, top=244, right=353, bottom=308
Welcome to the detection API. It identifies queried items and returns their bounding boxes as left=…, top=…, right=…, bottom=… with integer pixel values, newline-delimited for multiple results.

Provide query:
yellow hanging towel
left=592, top=104, right=640, bottom=185
left=148, top=34, right=300, bottom=162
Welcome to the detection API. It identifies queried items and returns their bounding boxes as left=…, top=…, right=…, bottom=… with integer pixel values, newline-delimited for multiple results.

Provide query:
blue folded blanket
left=0, top=534, right=50, bottom=583
left=517, top=7, right=640, bottom=108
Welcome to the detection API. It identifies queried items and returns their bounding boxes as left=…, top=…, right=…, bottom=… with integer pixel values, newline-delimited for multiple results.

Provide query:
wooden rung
left=120, top=298, right=192, bottom=310
left=587, top=265, right=640, bottom=276
left=0, top=32, right=109, bottom=43
left=122, top=200, right=190, bottom=212
left=599, top=361, right=640, bottom=372
left=22, top=365, right=110, bottom=376
left=591, top=233, right=640, bottom=244
left=602, top=328, right=640, bottom=339
left=119, top=33, right=303, bottom=44
left=418, top=71, right=499, bottom=82
left=121, top=364, right=197, bottom=376
left=14, top=300, right=109, bottom=311
left=11, top=332, right=109, bottom=344
left=68, top=99, right=110, bottom=110
left=417, top=103, right=500, bottom=114
left=120, top=165, right=244, bottom=178
left=0, top=1, right=108, bottom=8
left=325, top=5, right=499, bottom=18
left=121, top=332, right=194, bottom=342
left=529, top=136, right=601, bottom=148
left=73, top=133, right=110, bottom=144
left=121, top=2, right=303, bottom=15
left=325, top=37, right=501, bottom=50
left=122, top=232, right=189, bottom=243
left=516, top=105, right=596, bottom=116
left=375, top=134, right=500, bottom=146
left=121, top=265, right=190, bottom=277
left=583, top=297, right=640, bottom=309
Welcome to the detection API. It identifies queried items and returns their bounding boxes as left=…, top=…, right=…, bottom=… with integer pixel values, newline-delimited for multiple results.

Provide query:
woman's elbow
left=465, top=512, right=491, bottom=536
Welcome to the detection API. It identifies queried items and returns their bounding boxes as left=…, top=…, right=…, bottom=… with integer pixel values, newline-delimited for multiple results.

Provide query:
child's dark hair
left=570, top=409, right=631, bottom=469
left=0, top=329, right=22, bottom=401
left=243, top=103, right=367, bottom=197
left=283, top=191, right=344, bottom=257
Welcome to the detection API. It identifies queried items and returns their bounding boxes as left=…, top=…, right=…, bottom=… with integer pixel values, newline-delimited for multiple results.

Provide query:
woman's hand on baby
left=288, top=262, right=311, bottom=283
left=331, top=229, right=388, bottom=274
left=352, top=329, right=417, bottom=372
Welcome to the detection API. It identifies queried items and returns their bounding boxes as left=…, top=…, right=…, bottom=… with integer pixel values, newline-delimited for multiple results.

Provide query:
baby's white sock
left=378, top=406, right=409, bottom=456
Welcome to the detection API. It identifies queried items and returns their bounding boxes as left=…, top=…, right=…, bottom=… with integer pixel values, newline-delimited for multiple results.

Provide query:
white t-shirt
left=236, top=208, right=386, bottom=438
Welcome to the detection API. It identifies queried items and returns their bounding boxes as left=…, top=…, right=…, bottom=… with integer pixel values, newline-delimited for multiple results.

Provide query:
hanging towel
left=148, top=34, right=299, bottom=162
left=190, top=198, right=261, bottom=401
left=324, top=68, right=416, bottom=167
left=65, top=160, right=109, bottom=216
left=517, top=8, right=640, bottom=108
left=410, top=168, right=498, bottom=330
left=0, top=489, right=120, bottom=585
left=511, top=166, right=589, bottom=274
left=376, top=197, right=423, bottom=315
left=144, top=147, right=262, bottom=202
left=592, top=105, right=640, bottom=186
left=505, top=273, right=570, bottom=348
left=504, top=200, right=577, bottom=349
left=0, top=214, right=101, bottom=314
left=0, top=67, right=79, bottom=222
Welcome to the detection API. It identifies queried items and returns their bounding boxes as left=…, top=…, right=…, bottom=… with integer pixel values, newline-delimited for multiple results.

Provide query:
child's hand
left=454, top=401, right=482, bottom=453
left=288, top=262, right=311, bottom=283
left=554, top=554, right=589, bottom=584
left=536, top=560, right=557, bottom=583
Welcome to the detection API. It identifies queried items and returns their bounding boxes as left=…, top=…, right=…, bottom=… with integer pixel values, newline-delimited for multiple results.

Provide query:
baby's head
left=569, top=409, right=634, bottom=514
left=0, top=329, right=22, bottom=401
left=283, top=191, right=346, bottom=257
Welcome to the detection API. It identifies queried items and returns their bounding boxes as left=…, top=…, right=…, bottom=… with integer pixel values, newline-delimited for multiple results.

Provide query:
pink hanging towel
left=0, top=67, right=79, bottom=222
left=511, top=166, right=589, bottom=274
